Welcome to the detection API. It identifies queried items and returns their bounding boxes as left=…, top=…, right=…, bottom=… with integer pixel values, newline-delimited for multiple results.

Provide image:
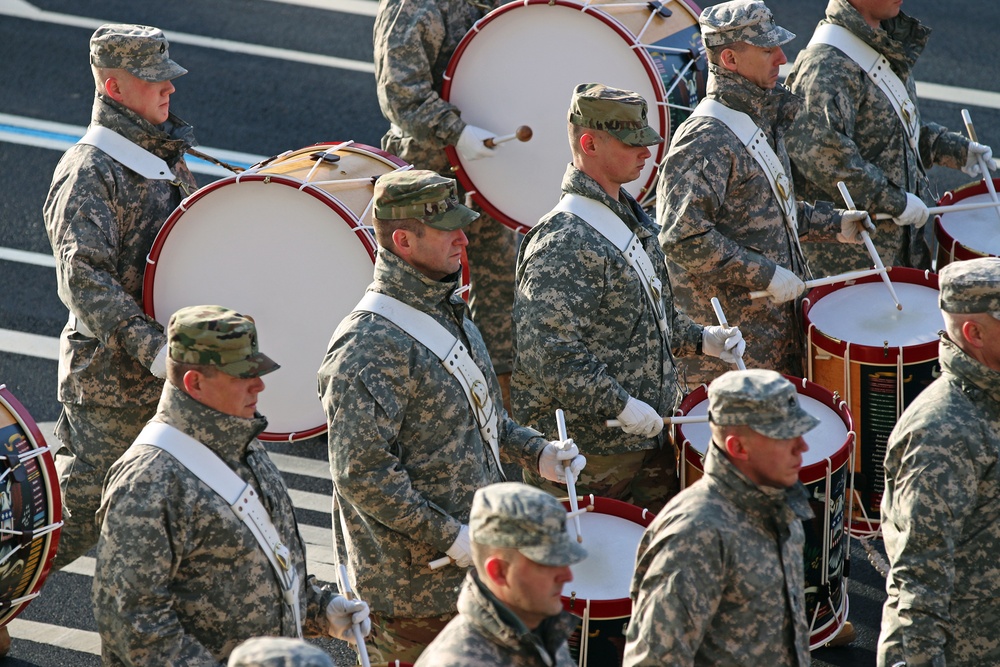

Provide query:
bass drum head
left=443, top=0, right=669, bottom=232
left=144, top=143, right=401, bottom=441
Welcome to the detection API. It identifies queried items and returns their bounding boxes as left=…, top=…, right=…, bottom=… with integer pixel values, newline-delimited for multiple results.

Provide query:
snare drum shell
left=934, top=177, right=1000, bottom=270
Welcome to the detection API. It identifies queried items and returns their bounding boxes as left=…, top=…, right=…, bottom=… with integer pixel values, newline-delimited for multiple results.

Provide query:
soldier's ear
left=723, top=433, right=749, bottom=461
left=483, top=555, right=510, bottom=588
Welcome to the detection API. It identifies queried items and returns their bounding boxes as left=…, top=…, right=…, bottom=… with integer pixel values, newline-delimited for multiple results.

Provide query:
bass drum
left=443, top=0, right=704, bottom=232
left=144, top=142, right=407, bottom=441
left=0, top=386, right=63, bottom=627
left=934, top=177, right=1000, bottom=269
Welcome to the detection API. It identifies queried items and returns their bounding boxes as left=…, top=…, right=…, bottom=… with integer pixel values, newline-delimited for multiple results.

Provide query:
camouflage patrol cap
left=470, top=482, right=587, bottom=567
left=226, top=637, right=334, bottom=667
left=167, top=305, right=279, bottom=379
left=708, top=370, right=819, bottom=440
left=939, top=257, right=1000, bottom=316
left=373, top=169, right=479, bottom=231
left=568, top=83, right=663, bottom=147
left=699, top=0, right=795, bottom=48
left=90, top=24, right=188, bottom=82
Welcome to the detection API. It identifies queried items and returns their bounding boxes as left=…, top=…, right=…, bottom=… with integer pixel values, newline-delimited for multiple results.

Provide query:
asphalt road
left=1, top=0, right=998, bottom=664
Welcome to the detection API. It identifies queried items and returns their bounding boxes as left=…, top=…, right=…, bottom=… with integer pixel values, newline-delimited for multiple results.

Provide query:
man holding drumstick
left=656, top=0, right=872, bottom=384
left=786, top=0, right=997, bottom=275
left=878, top=257, right=1000, bottom=666
left=318, top=170, right=585, bottom=663
left=624, top=369, right=815, bottom=667
left=513, top=83, right=744, bottom=513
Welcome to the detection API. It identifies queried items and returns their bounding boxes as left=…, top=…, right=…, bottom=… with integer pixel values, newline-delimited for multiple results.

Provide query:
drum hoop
left=0, top=386, right=62, bottom=626
left=934, top=178, right=1000, bottom=263
left=441, top=0, right=669, bottom=232
left=801, top=267, right=941, bottom=364
left=559, top=495, right=652, bottom=617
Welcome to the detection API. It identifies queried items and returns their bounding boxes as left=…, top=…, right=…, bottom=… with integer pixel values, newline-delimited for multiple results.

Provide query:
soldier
left=513, top=83, right=744, bottom=512
left=93, top=306, right=371, bottom=666
left=42, top=24, right=199, bottom=571
left=227, top=637, right=334, bottom=667
left=414, top=482, right=584, bottom=666
left=656, top=0, right=872, bottom=384
left=623, top=369, right=815, bottom=667
left=374, top=0, right=519, bottom=403
left=786, top=0, right=996, bottom=274
left=317, top=170, right=586, bottom=663
left=878, top=257, right=1000, bottom=666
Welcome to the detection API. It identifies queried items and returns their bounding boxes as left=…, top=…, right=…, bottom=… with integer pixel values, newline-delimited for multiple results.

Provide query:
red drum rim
left=441, top=0, right=669, bottom=233
left=801, top=267, right=940, bottom=365
left=934, top=177, right=1000, bottom=264
left=0, top=386, right=62, bottom=627
left=559, top=495, right=654, bottom=618
left=676, top=375, right=854, bottom=485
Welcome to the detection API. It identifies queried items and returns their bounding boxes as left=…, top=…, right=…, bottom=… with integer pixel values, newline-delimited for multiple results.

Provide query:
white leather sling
left=77, top=125, right=179, bottom=181
left=133, top=421, right=303, bottom=637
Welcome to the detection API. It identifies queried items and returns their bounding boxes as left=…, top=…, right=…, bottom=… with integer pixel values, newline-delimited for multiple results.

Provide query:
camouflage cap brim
left=742, top=24, right=796, bottom=48
left=748, top=408, right=819, bottom=440
left=129, top=59, right=188, bottom=83
left=519, top=538, right=588, bottom=568
left=610, top=124, right=665, bottom=148
left=423, top=203, right=480, bottom=231
left=218, top=352, right=281, bottom=379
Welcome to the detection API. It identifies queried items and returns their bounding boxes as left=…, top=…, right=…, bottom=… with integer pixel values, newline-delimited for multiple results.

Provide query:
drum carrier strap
left=808, top=23, right=920, bottom=152
left=133, top=421, right=303, bottom=638
left=553, top=194, right=669, bottom=341
left=353, top=292, right=505, bottom=480
left=690, top=99, right=807, bottom=267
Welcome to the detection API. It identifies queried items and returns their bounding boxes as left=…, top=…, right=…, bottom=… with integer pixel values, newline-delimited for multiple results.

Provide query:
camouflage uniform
left=878, top=257, right=1000, bottom=667
left=43, top=63, right=197, bottom=564
left=374, top=0, right=517, bottom=374
left=785, top=0, right=969, bottom=274
left=93, top=381, right=337, bottom=666
left=227, top=637, right=334, bottom=667
left=657, top=65, right=842, bottom=382
left=513, top=164, right=703, bottom=508
left=317, top=250, right=548, bottom=656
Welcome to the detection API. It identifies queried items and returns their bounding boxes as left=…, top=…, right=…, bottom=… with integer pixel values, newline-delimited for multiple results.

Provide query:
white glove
left=456, top=125, right=496, bottom=162
left=702, top=325, right=746, bottom=364
left=445, top=525, right=473, bottom=568
left=963, top=141, right=997, bottom=176
left=148, top=344, right=168, bottom=379
left=892, top=192, right=929, bottom=229
left=837, top=210, right=875, bottom=245
left=538, top=439, right=587, bottom=484
left=325, top=595, right=371, bottom=643
left=616, top=397, right=663, bottom=438
left=765, top=265, right=806, bottom=304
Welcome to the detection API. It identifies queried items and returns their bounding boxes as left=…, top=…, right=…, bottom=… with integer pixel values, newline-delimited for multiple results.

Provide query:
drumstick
left=606, top=414, right=709, bottom=428
left=556, top=409, right=583, bottom=543
left=709, top=297, right=746, bottom=371
left=428, top=556, right=452, bottom=570
left=338, top=564, right=371, bottom=667
left=483, top=125, right=533, bottom=148
left=837, top=181, right=902, bottom=311
left=873, top=199, right=1000, bottom=219
left=961, top=109, right=1000, bottom=223
left=748, top=266, right=888, bottom=300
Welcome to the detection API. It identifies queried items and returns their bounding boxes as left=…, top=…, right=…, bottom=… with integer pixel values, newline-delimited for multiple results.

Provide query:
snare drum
left=561, top=496, right=654, bottom=667
left=442, top=0, right=703, bottom=232
left=934, top=177, right=1000, bottom=269
left=674, top=376, right=853, bottom=649
left=802, top=267, right=942, bottom=536
left=144, top=142, right=407, bottom=441
left=0, top=386, right=63, bottom=627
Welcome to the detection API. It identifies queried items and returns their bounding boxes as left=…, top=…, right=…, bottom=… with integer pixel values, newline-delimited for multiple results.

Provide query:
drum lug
left=883, top=340, right=889, bottom=358
left=310, top=151, right=342, bottom=164
left=646, top=0, right=672, bottom=18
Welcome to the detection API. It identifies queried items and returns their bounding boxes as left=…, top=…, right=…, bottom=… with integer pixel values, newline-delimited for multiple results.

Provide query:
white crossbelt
left=133, top=421, right=303, bottom=637
left=553, top=194, right=669, bottom=340
left=809, top=23, right=920, bottom=152
left=77, top=126, right=178, bottom=181
left=353, top=292, right=505, bottom=479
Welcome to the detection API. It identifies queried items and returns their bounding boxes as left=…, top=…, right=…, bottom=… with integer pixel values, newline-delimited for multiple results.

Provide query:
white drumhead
left=939, top=192, right=1000, bottom=256
left=807, top=282, right=943, bottom=348
left=147, top=178, right=376, bottom=440
left=563, top=511, right=645, bottom=601
left=446, top=1, right=666, bottom=231
left=679, top=393, right=848, bottom=467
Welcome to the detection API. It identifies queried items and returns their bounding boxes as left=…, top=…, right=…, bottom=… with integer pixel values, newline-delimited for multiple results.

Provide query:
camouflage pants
left=53, top=401, right=157, bottom=568
left=524, top=443, right=680, bottom=514
left=465, top=210, right=518, bottom=375
left=365, top=612, right=453, bottom=664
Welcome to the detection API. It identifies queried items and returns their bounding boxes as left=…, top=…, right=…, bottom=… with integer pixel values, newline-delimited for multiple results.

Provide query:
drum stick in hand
left=709, top=297, right=746, bottom=370
left=338, top=564, right=371, bottom=667
left=874, top=199, right=1000, bottom=219
left=748, top=267, right=888, bottom=300
left=556, top=409, right=583, bottom=543
left=961, top=109, right=1000, bottom=223
left=837, top=181, right=902, bottom=311
left=606, top=414, right=709, bottom=428
left=484, top=125, right=533, bottom=148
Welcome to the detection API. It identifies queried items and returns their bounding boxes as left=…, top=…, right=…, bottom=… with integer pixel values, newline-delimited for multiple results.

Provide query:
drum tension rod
left=1, top=451, right=26, bottom=484
left=310, top=151, right=342, bottom=164
left=646, top=1, right=672, bottom=17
